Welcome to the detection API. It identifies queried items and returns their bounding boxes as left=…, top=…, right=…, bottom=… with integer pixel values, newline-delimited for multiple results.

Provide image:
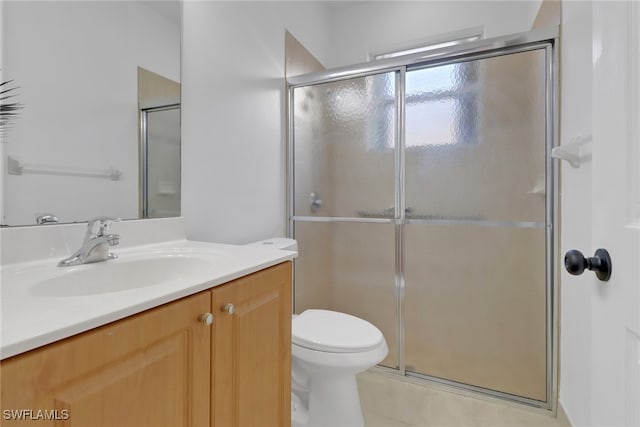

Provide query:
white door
left=590, top=2, right=640, bottom=425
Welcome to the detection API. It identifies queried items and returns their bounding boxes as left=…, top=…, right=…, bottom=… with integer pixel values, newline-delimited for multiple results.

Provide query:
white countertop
left=0, top=239, right=296, bottom=360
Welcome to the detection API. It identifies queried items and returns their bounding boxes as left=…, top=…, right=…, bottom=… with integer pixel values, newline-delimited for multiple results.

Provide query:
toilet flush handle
left=222, top=303, right=235, bottom=315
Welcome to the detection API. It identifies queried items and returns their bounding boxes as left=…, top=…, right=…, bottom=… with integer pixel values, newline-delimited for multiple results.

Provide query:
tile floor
left=357, top=370, right=571, bottom=427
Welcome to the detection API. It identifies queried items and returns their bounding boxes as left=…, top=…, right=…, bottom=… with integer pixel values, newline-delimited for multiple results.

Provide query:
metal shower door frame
left=287, top=26, right=559, bottom=412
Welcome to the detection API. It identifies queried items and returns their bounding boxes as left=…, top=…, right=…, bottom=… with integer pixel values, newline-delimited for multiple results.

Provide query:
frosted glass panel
left=293, top=73, right=396, bottom=218
left=404, top=225, right=547, bottom=401
left=403, top=48, right=549, bottom=401
left=405, top=50, right=546, bottom=223
left=293, top=221, right=397, bottom=368
left=146, top=107, right=181, bottom=218
left=405, top=63, right=477, bottom=147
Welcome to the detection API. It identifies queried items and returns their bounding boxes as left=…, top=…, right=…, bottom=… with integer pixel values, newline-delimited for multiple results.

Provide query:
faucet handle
left=87, top=216, right=121, bottom=236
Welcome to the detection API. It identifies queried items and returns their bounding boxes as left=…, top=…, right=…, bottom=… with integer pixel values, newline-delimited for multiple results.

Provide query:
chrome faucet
left=58, top=217, right=121, bottom=267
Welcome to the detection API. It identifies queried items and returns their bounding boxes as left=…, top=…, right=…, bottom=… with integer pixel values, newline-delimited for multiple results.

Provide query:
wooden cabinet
left=0, top=291, right=212, bottom=427
left=212, top=262, right=292, bottom=427
left=0, top=262, right=292, bottom=427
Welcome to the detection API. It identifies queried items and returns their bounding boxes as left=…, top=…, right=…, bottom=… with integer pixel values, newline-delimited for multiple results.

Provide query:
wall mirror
left=1, top=0, right=181, bottom=226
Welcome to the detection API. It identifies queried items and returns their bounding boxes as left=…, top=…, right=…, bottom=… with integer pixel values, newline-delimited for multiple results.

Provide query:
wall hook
left=551, top=134, right=592, bottom=168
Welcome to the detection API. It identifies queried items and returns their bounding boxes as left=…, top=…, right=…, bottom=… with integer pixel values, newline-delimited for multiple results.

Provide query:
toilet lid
left=292, top=309, right=384, bottom=353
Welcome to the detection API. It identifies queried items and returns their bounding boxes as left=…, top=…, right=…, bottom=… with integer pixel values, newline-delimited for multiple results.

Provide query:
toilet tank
left=246, top=237, right=298, bottom=252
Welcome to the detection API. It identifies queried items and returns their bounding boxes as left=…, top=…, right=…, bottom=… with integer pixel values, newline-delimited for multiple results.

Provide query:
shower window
left=405, top=62, right=478, bottom=148
left=371, top=62, right=478, bottom=150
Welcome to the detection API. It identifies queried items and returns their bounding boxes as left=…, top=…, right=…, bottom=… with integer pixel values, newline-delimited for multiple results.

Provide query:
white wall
left=181, top=1, right=331, bottom=244
left=181, top=0, right=542, bottom=244
left=558, top=2, right=593, bottom=425
left=1, top=1, right=179, bottom=225
left=324, top=1, right=542, bottom=68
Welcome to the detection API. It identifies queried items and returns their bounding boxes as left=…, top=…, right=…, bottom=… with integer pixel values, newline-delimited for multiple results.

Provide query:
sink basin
left=28, top=255, right=219, bottom=297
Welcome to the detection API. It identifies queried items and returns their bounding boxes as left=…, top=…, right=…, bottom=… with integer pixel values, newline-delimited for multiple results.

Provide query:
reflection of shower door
left=289, top=29, right=556, bottom=408
left=140, top=105, right=181, bottom=218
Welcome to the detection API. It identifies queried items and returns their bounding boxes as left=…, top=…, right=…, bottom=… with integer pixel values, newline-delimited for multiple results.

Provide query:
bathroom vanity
left=1, top=262, right=291, bottom=426
left=0, top=220, right=294, bottom=426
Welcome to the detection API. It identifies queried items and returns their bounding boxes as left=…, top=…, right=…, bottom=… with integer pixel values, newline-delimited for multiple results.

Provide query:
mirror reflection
left=1, top=0, right=181, bottom=226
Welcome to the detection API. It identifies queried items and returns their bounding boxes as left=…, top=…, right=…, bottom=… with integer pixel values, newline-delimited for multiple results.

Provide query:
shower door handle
left=564, top=248, right=612, bottom=281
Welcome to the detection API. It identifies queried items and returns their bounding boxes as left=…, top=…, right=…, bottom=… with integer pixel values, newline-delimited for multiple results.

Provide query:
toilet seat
left=293, top=309, right=384, bottom=353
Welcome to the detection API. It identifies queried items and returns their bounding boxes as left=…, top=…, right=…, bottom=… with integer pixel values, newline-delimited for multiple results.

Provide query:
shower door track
left=287, top=26, right=559, bottom=412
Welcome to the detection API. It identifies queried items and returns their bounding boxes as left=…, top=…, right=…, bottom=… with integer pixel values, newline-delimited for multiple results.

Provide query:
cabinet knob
left=198, top=312, right=214, bottom=325
left=222, top=303, right=235, bottom=315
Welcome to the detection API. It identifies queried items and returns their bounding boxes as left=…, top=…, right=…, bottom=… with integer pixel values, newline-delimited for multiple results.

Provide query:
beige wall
left=138, top=66, right=180, bottom=105
left=532, top=0, right=561, bottom=29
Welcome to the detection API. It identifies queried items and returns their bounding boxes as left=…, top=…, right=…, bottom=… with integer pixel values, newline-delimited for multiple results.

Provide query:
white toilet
left=247, top=238, right=389, bottom=427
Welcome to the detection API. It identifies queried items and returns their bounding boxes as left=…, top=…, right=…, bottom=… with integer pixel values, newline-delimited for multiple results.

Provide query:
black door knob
left=564, top=248, right=612, bottom=282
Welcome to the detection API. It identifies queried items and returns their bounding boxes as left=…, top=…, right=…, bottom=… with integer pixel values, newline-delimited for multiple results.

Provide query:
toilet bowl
left=246, top=238, right=389, bottom=427
left=291, top=309, right=388, bottom=427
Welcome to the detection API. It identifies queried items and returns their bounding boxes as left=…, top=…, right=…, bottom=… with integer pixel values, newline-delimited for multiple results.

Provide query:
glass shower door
left=291, top=72, right=400, bottom=368
left=288, top=30, right=556, bottom=406
left=403, top=49, right=549, bottom=400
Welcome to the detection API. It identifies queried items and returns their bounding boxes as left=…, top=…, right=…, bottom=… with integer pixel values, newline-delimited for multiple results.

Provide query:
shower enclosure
left=287, top=28, right=558, bottom=409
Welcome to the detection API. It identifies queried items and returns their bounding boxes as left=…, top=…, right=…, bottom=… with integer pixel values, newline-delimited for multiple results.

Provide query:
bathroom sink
left=28, top=254, right=219, bottom=297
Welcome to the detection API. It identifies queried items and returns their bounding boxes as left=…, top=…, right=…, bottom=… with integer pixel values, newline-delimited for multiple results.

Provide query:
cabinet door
left=1, top=291, right=211, bottom=427
left=212, top=262, right=292, bottom=427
